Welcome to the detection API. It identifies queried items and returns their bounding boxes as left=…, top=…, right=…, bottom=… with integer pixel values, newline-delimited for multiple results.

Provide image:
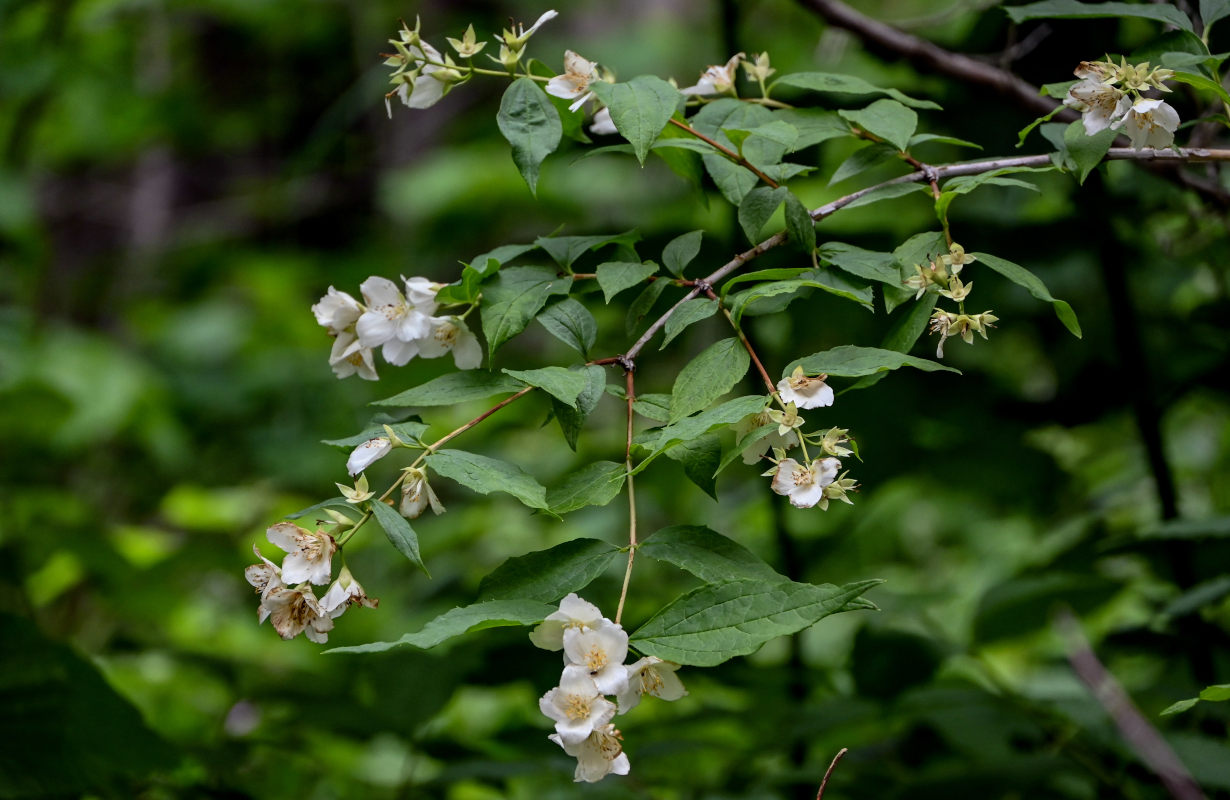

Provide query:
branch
left=815, top=748, right=848, bottom=800
left=668, top=117, right=781, bottom=188
left=625, top=146, right=1230, bottom=360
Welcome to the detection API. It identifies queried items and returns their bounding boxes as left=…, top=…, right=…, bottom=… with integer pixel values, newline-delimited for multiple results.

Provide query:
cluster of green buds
left=1080, top=57, right=1174, bottom=95
left=906, top=243, right=999, bottom=358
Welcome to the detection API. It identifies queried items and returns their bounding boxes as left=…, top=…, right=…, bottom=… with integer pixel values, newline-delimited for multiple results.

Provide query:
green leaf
left=783, top=190, right=816, bottom=253
left=729, top=270, right=874, bottom=321
left=546, top=461, right=627, bottom=514
left=326, top=599, right=557, bottom=654
left=1062, top=121, right=1117, bottom=184
left=1016, top=105, right=1065, bottom=148
left=436, top=264, right=484, bottom=305
left=720, top=267, right=811, bottom=296
left=1169, top=69, right=1230, bottom=106
left=1203, top=0, right=1230, bottom=29
left=773, top=108, right=853, bottom=149
left=669, top=337, right=751, bottom=422
left=661, top=298, right=718, bottom=348
left=703, top=152, right=760, bottom=206
left=631, top=392, right=672, bottom=423
left=690, top=100, right=780, bottom=205
left=829, top=142, right=899, bottom=186
left=737, top=186, right=789, bottom=244
left=369, top=498, right=428, bottom=575
left=1161, top=697, right=1202, bottom=716
left=427, top=449, right=549, bottom=510
left=537, top=297, right=597, bottom=357
left=372, top=371, right=525, bottom=407
left=502, top=366, right=589, bottom=409
left=726, top=120, right=800, bottom=151
left=851, top=293, right=940, bottom=391
left=640, top=525, right=783, bottom=583
left=477, top=538, right=621, bottom=602
left=285, top=496, right=356, bottom=521
left=785, top=344, right=960, bottom=378
left=468, top=242, right=537, bottom=273
left=838, top=99, right=918, bottom=152
left=1201, top=684, right=1230, bottom=701
left=496, top=77, right=562, bottom=195
left=819, top=242, right=902, bottom=285
left=553, top=365, right=607, bottom=450
left=626, top=278, right=669, bottom=337
left=641, top=395, right=767, bottom=456
left=664, top=432, right=722, bottom=498
left=535, top=230, right=642, bottom=270
left=840, top=182, right=931, bottom=211
left=630, top=578, right=882, bottom=666
left=1004, top=0, right=1194, bottom=31
left=480, top=265, right=572, bottom=355
left=596, top=261, right=659, bottom=302
left=773, top=72, right=941, bottom=110
left=322, top=420, right=429, bottom=449
left=662, top=230, right=704, bottom=276
left=589, top=76, right=683, bottom=164
left=971, top=252, right=1082, bottom=338
left=908, top=133, right=982, bottom=150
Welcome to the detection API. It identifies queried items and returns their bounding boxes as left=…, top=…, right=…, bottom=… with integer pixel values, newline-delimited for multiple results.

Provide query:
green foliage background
left=1, top=0, right=1228, bottom=797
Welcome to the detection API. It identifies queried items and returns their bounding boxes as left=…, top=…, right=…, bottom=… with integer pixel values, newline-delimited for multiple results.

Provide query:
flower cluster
left=530, top=594, right=686, bottom=782
left=245, top=522, right=376, bottom=643
left=904, top=242, right=998, bottom=358
left=1063, top=59, right=1179, bottom=150
left=311, top=276, right=481, bottom=381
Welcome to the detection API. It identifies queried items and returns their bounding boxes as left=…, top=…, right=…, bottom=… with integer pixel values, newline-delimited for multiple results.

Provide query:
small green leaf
left=477, top=538, right=621, bottom=602
left=720, top=267, right=811, bottom=296
left=737, top=186, right=789, bottom=244
left=703, top=153, right=761, bottom=206
left=773, top=108, right=853, bottom=149
left=427, top=449, right=549, bottom=510
left=785, top=344, right=960, bottom=378
left=642, top=395, right=768, bottom=457
left=496, top=77, right=562, bottom=195
left=662, top=230, right=704, bottom=276
left=1168, top=69, right=1230, bottom=106
left=502, top=366, right=589, bottom=409
left=546, top=461, right=627, bottom=514
left=661, top=298, right=718, bottom=348
left=535, top=230, right=642, bottom=270
left=909, top=133, right=982, bottom=150
left=1063, top=121, right=1116, bottom=184
left=596, top=261, right=659, bottom=302
left=829, top=142, right=899, bottom=185
left=838, top=99, right=918, bottom=152
left=590, top=76, right=683, bottom=164
left=369, top=499, right=428, bottom=575
left=1161, top=697, right=1201, bottom=716
left=325, top=599, right=557, bottom=654
left=1138, top=516, right=1230, bottom=539
left=1016, top=105, right=1065, bottom=148
left=630, top=578, right=883, bottom=666
left=972, top=252, right=1082, bottom=338
left=773, top=72, right=941, bottom=110
left=537, top=297, right=597, bottom=357
left=468, top=242, right=537, bottom=272
left=436, top=264, right=484, bottom=305
left=640, top=525, right=783, bottom=583
left=1004, top=0, right=1194, bottom=31
left=631, top=392, right=673, bottom=423
left=372, top=371, right=525, bottom=407
left=480, top=265, right=572, bottom=356
left=1201, top=684, right=1230, bottom=701
left=664, top=432, right=722, bottom=498
left=783, top=190, right=816, bottom=253
left=626, top=278, right=669, bottom=337
left=322, top=420, right=429, bottom=449
left=819, top=242, right=902, bottom=286
left=553, top=365, right=607, bottom=450
left=669, top=338, right=751, bottom=422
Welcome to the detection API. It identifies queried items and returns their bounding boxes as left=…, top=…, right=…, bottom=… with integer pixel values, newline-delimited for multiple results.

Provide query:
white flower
left=540, top=665, right=618, bottom=745
left=400, top=467, right=445, bottom=519
left=403, top=276, right=442, bottom=312
left=563, top=623, right=630, bottom=696
left=356, top=276, right=434, bottom=365
left=777, top=366, right=834, bottom=409
left=589, top=106, right=617, bottom=136
left=680, top=53, right=743, bottom=96
left=735, top=409, right=799, bottom=465
left=616, top=656, right=687, bottom=714
left=397, top=42, right=453, bottom=110
left=1113, top=98, right=1180, bottom=150
left=769, top=457, right=840, bottom=509
left=245, top=545, right=283, bottom=624
left=499, top=9, right=557, bottom=48
left=312, top=287, right=362, bottom=334
left=320, top=565, right=378, bottom=619
left=529, top=593, right=607, bottom=651
left=266, top=521, right=336, bottom=585
left=347, top=437, right=392, bottom=476
left=329, top=331, right=378, bottom=381
left=549, top=724, right=630, bottom=783
left=1064, top=76, right=1130, bottom=135
left=262, top=583, right=334, bottom=642
left=418, top=316, right=483, bottom=369
left=546, top=50, right=599, bottom=112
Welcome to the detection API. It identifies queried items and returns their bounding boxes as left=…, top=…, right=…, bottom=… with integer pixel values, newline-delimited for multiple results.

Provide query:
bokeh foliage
left=1, top=0, right=1228, bottom=798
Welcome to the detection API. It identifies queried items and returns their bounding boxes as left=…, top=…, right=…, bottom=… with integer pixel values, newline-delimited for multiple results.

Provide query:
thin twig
left=668, top=117, right=781, bottom=188
left=815, top=748, right=848, bottom=800
left=615, top=363, right=638, bottom=625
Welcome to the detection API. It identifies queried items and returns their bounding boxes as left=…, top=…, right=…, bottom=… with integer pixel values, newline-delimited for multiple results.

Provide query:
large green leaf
left=838, top=99, right=918, bottom=152
left=661, top=297, right=718, bottom=348
left=590, top=76, right=682, bottom=164
left=477, top=538, right=622, bottom=602
left=546, top=460, right=627, bottom=514
left=851, top=293, right=940, bottom=391
left=427, top=449, right=549, bottom=510
left=772, top=72, right=941, bottom=110
left=737, top=186, right=788, bottom=244
left=1061, top=121, right=1116, bottom=184
left=630, top=578, right=882, bottom=666
left=669, top=337, right=751, bottom=422
left=480, top=266, right=572, bottom=355
left=819, top=242, right=903, bottom=286
left=369, top=498, right=428, bottom=575
left=372, top=371, right=525, bottom=407
left=596, top=260, right=659, bottom=302
left=496, top=77, right=562, bottom=195
left=1202, top=0, right=1230, bottom=30
left=640, top=395, right=768, bottom=456
left=536, top=297, right=597, bottom=357
left=785, top=345, right=960, bottom=378
left=639, top=525, right=783, bottom=583
left=773, top=108, right=853, bottom=149
left=1004, top=0, right=1194, bottom=31
left=326, top=599, right=557, bottom=654
left=784, top=190, right=816, bottom=253
left=972, top=252, right=1082, bottom=338
left=502, top=366, right=589, bottom=409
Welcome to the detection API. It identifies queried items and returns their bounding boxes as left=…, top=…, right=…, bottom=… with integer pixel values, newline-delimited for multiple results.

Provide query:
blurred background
left=1, top=0, right=1228, bottom=797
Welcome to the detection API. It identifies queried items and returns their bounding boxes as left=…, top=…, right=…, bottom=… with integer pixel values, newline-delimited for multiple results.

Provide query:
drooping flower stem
left=667, top=118, right=781, bottom=188
left=615, top=364, right=638, bottom=625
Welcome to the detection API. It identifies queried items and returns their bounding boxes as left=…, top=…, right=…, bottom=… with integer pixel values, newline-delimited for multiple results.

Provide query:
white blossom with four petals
left=529, top=592, right=606, bottom=650
left=769, top=456, right=841, bottom=508
left=563, top=622, right=630, bottom=696
left=1113, top=98, right=1180, bottom=150
left=777, top=366, right=834, bottom=409
left=265, top=521, right=337, bottom=585
left=546, top=50, right=600, bottom=111
left=539, top=665, right=618, bottom=745
left=616, top=656, right=687, bottom=714
left=549, top=724, right=630, bottom=783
